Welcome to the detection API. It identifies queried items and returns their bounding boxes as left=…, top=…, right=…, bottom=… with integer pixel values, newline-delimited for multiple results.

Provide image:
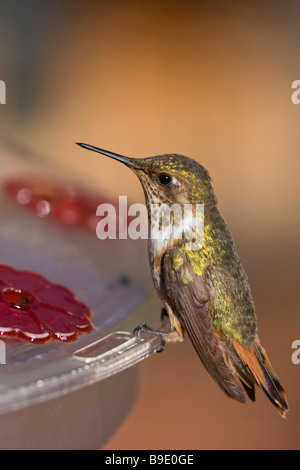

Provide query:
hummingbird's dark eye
left=157, top=173, right=172, bottom=186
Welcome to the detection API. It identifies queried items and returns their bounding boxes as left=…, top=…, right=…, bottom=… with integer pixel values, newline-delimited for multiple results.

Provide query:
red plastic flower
left=3, top=177, right=127, bottom=233
left=0, top=264, right=94, bottom=343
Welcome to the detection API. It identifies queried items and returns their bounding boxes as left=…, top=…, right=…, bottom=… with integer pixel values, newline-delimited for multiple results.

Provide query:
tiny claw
left=133, top=323, right=167, bottom=354
left=133, top=323, right=165, bottom=337
left=133, top=323, right=155, bottom=338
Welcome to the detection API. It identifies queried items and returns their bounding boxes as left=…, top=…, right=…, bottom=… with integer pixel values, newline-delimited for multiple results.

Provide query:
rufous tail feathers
left=233, top=338, right=289, bottom=418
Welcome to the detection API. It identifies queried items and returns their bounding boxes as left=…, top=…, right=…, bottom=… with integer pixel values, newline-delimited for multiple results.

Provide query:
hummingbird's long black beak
left=76, top=143, right=134, bottom=168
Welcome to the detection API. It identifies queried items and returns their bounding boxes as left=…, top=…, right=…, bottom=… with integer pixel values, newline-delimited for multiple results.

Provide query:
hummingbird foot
left=133, top=323, right=165, bottom=338
left=133, top=322, right=183, bottom=349
left=133, top=323, right=166, bottom=353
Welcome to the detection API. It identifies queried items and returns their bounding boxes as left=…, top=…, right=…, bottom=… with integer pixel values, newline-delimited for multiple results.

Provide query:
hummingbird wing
left=162, top=247, right=289, bottom=416
left=161, top=246, right=248, bottom=404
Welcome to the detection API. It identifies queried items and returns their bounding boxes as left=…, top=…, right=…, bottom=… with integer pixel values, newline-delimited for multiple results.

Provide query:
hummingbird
left=77, top=142, right=288, bottom=418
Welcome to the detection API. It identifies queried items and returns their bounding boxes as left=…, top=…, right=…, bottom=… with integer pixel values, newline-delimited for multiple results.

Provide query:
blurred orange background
left=0, top=0, right=299, bottom=449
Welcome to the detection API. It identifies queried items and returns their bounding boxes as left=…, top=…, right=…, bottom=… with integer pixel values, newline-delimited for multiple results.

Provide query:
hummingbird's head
left=76, top=143, right=217, bottom=207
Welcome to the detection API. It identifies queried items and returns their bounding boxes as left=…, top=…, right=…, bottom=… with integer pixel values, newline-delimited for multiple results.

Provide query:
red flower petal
left=0, top=264, right=94, bottom=343
left=0, top=304, right=46, bottom=335
left=32, top=284, right=90, bottom=317
left=0, top=265, right=50, bottom=291
left=33, top=303, right=91, bottom=340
